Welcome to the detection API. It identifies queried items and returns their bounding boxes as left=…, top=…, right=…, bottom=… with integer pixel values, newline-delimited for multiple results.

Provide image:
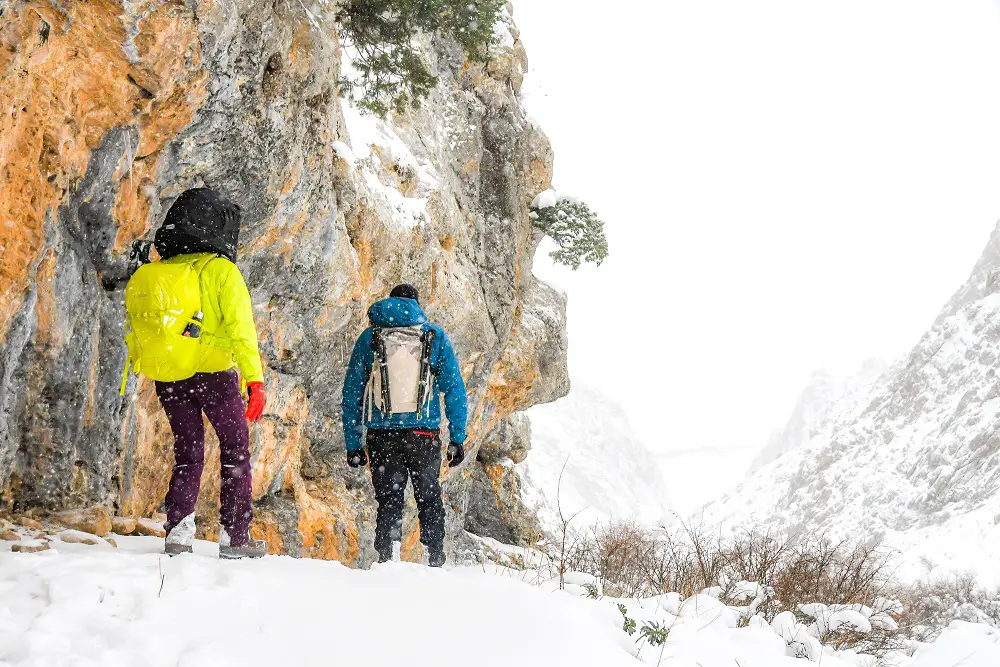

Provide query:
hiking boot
left=219, top=539, right=267, bottom=560
left=376, top=541, right=401, bottom=564
left=218, top=526, right=267, bottom=560
left=164, top=543, right=193, bottom=556
left=426, top=546, right=446, bottom=568
left=164, top=513, right=195, bottom=557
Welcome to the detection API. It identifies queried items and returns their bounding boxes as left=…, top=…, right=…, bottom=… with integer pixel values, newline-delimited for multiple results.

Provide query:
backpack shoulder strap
left=191, top=253, right=221, bottom=275
left=416, top=325, right=437, bottom=417
left=189, top=254, right=223, bottom=313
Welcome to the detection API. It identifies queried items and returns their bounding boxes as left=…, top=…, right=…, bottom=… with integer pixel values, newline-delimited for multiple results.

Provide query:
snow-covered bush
left=896, top=571, right=1000, bottom=642
left=339, top=0, right=505, bottom=115
left=564, top=520, right=912, bottom=658
left=567, top=522, right=894, bottom=609
left=795, top=601, right=909, bottom=657
left=558, top=521, right=1000, bottom=661
left=530, top=189, right=609, bottom=270
left=565, top=519, right=664, bottom=597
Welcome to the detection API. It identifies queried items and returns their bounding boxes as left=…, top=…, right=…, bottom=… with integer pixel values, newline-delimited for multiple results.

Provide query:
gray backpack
left=365, top=325, right=436, bottom=419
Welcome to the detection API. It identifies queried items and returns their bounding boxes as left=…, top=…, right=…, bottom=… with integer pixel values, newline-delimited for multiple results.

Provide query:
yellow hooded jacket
left=160, top=252, right=264, bottom=383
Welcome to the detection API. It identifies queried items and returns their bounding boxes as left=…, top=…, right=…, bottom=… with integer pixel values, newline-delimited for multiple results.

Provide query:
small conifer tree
left=338, top=0, right=504, bottom=116
left=531, top=194, right=610, bottom=270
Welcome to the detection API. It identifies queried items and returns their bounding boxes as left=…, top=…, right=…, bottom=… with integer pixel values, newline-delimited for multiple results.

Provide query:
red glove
left=245, top=382, right=265, bottom=423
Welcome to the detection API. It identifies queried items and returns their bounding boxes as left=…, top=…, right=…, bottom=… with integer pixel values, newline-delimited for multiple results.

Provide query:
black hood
left=154, top=188, right=242, bottom=261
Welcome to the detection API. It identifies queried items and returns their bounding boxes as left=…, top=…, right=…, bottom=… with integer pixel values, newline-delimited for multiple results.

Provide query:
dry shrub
left=770, top=534, right=894, bottom=614
left=568, top=521, right=895, bottom=608
left=894, top=571, right=1000, bottom=642
left=559, top=519, right=1000, bottom=658
left=565, top=520, right=905, bottom=656
left=565, top=520, right=666, bottom=598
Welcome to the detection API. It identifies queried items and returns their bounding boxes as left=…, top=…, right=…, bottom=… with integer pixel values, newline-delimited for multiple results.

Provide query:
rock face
left=0, top=1, right=568, bottom=563
left=703, top=223, right=1000, bottom=577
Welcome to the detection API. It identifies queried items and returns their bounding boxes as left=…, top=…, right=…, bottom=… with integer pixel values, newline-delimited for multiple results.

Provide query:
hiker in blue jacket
left=341, top=284, right=468, bottom=566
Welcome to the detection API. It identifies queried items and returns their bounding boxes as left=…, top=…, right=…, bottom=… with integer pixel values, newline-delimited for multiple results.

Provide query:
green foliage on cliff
left=339, top=0, right=504, bottom=116
left=532, top=198, right=610, bottom=270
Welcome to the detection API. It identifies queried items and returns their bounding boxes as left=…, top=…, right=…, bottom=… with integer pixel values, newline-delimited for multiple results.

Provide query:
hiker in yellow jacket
left=123, top=188, right=267, bottom=558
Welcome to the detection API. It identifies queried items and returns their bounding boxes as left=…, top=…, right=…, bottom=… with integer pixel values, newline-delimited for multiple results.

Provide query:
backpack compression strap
left=370, top=326, right=393, bottom=417
left=416, top=328, right=436, bottom=419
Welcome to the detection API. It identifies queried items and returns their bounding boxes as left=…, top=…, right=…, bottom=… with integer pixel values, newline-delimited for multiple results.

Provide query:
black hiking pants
left=367, top=428, right=446, bottom=559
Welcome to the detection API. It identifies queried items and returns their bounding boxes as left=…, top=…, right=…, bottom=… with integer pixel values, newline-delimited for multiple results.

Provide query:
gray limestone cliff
left=0, top=0, right=569, bottom=563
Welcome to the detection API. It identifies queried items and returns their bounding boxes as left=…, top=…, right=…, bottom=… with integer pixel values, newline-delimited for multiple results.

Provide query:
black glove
left=446, top=442, right=465, bottom=467
left=347, top=448, right=368, bottom=468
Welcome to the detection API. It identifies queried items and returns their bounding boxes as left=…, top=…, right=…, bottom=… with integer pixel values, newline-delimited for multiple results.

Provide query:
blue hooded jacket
left=341, top=297, right=468, bottom=452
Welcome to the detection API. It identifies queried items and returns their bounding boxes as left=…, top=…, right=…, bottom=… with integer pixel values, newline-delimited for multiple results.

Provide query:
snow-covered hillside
left=520, top=381, right=670, bottom=528
left=702, top=223, right=1000, bottom=583
left=2, top=537, right=998, bottom=667
left=750, top=360, right=888, bottom=472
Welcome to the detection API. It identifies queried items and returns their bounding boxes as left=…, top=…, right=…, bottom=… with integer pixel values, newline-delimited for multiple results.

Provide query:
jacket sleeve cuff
left=345, top=427, right=364, bottom=452
left=239, top=365, right=265, bottom=384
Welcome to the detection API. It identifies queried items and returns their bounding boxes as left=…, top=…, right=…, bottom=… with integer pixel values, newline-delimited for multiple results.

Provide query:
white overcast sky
left=514, top=0, right=1000, bottom=510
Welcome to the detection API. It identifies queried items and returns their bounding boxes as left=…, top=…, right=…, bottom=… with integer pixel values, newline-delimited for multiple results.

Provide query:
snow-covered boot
left=218, top=527, right=267, bottom=560
left=164, top=513, right=195, bottom=556
left=376, top=541, right=401, bottom=564
left=426, top=545, right=445, bottom=568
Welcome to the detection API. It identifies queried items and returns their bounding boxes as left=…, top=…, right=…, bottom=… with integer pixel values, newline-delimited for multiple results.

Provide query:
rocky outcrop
left=0, top=0, right=568, bottom=563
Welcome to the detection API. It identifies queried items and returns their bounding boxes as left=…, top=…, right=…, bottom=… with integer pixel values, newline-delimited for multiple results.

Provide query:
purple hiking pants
left=155, top=369, right=253, bottom=545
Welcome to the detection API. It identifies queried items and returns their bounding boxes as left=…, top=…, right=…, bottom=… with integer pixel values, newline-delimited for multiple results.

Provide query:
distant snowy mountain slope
left=702, top=223, right=1000, bottom=582
left=750, top=360, right=887, bottom=472
left=520, top=381, right=671, bottom=528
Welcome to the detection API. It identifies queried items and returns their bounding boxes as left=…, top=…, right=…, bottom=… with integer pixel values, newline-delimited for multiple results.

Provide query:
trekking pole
left=127, top=240, right=153, bottom=275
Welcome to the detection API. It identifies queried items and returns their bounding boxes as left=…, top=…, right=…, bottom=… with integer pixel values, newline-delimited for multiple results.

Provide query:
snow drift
left=2, top=537, right=997, bottom=667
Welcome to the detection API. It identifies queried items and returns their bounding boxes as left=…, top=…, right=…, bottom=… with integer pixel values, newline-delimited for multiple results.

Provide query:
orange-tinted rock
left=135, top=518, right=166, bottom=538
left=111, top=517, right=137, bottom=535
left=58, top=530, right=104, bottom=546
left=250, top=510, right=284, bottom=556
left=0, top=530, right=19, bottom=541
left=58, top=507, right=112, bottom=537
left=11, top=542, right=50, bottom=553
left=0, top=0, right=205, bottom=339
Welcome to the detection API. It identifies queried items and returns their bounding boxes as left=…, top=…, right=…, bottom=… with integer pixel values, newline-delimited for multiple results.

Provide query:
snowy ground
left=2, top=538, right=998, bottom=667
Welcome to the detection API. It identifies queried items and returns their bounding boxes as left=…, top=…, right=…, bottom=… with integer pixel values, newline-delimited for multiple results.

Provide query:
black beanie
left=390, top=284, right=419, bottom=303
